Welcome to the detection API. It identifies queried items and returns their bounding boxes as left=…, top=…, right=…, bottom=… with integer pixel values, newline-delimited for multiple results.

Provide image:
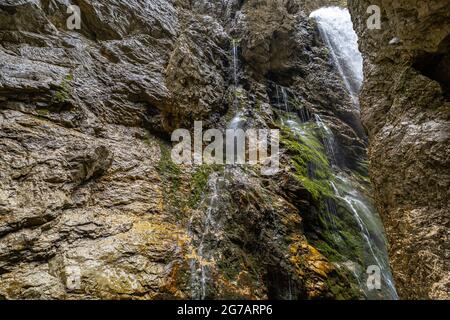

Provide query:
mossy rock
left=280, top=124, right=333, bottom=200
left=36, top=108, right=50, bottom=116
left=156, top=141, right=183, bottom=218
left=52, top=73, right=73, bottom=104
left=188, top=164, right=219, bottom=208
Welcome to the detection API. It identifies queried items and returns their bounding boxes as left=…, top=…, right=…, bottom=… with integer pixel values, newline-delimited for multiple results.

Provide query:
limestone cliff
left=0, top=0, right=440, bottom=301
left=348, top=0, right=450, bottom=299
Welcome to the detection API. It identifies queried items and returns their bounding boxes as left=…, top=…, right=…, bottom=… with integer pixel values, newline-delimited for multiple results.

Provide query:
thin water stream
left=189, top=39, right=247, bottom=299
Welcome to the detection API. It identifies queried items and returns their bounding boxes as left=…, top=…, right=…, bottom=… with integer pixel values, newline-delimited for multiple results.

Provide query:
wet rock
left=349, top=0, right=450, bottom=299
left=0, top=0, right=387, bottom=300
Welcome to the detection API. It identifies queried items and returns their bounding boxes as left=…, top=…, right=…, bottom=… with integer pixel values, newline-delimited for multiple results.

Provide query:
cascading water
left=330, top=175, right=398, bottom=299
left=284, top=112, right=398, bottom=299
left=189, top=39, right=248, bottom=299
left=281, top=87, right=290, bottom=115
left=315, top=115, right=337, bottom=166
left=276, top=85, right=298, bottom=127
left=188, top=173, right=225, bottom=299
left=275, top=85, right=285, bottom=125
left=230, top=40, right=246, bottom=129
left=190, top=8, right=397, bottom=299
left=310, top=7, right=363, bottom=104
left=291, top=6, right=397, bottom=299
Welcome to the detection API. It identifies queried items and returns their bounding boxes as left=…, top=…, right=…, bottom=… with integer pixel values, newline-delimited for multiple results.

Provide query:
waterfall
left=188, top=174, right=224, bottom=299
left=277, top=85, right=299, bottom=128
left=285, top=115, right=398, bottom=299
left=276, top=85, right=281, bottom=108
left=232, top=39, right=239, bottom=89
left=230, top=40, right=245, bottom=129
left=229, top=114, right=244, bottom=130
left=314, top=115, right=337, bottom=166
left=188, top=168, right=250, bottom=299
left=189, top=39, right=247, bottom=299
left=331, top=176, right=399, bottom=299
left=310, top=7, right=363, bottom=103
left=314, top=93, right=397, bottom=299
left=281, top=87, right=290, bottom=115
left=307, top=6, right=397, bottom=299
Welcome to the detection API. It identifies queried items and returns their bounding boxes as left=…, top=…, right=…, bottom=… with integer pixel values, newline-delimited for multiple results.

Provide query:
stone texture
left=348, top=0, right=450, bottom=299
left=298, top=0, right=348, bottom=14
left=238, top=0, right=367, bottom=169
left=0, top=0, right=419, bottom=300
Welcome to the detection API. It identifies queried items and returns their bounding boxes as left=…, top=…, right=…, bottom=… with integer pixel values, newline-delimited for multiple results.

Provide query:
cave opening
left=412, top=35, right=450, bottom=100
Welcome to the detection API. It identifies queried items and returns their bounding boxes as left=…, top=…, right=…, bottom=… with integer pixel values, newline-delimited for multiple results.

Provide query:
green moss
left=231, top=38, right=241, bottom=45
left=312, top=198, right=366, bottom=263
left=326, top=275, right=361, bottom=300
left=53, top=90, right=69, bottom=104
left=339, top=230, right=364, bottom=255
left=188, top=164, right=220, bottom=208
left=234, top=89, right=245, bottom=100
left=255, top=100, right=262, bottom=113
left=233, top=88, right=248, bottom=111
left=65, top=73, right=74, bottom=81
left=36, top=108, right=50, bottom=116
left=157, top=142, right=183, bottom=217
left=155, top=142, right=224, bottom=217
left=313, top=239, right=363, bottom=299
left=157, top=142, right=181, bottom=191
left=278, top=119, right=371, bottom=299
left=281, top=126, right=333, bottom=200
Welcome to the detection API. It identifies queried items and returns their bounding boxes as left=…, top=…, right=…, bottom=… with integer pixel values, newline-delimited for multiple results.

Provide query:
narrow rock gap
left=412, top=35, right=450, bottom=100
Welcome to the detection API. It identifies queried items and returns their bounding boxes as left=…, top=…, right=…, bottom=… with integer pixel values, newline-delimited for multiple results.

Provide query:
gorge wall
left=0, top=0, right=446, bottom=300
left=349, top=0, right=449, bottom=299
left=0, top=0, right=373, bottom=299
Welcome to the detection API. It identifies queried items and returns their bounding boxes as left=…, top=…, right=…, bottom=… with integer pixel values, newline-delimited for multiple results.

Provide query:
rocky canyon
left=349, top=0, right=449, bottom=299
left=0, top=0, right=448, bottom=300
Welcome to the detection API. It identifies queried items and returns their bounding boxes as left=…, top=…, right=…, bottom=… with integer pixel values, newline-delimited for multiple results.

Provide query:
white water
left=281, top=87, right=290, bottom=115
left=189, top=168, right=250, bottom=299
left=191, top=11, right=397, bottom=299
left=277, top=85, right=299, bottom=127
left=232, top=39, right=239, bottom=89
left=331, top=176, right=398, bottom=299
left=312, top=104, right=398, bottom=299
left=229, top=113, right=245, bottom=130
left=230, top=41, right=247, bottom=129
left=310, top=7, right=363, bottom=103
left=315, top=115, right=337, bottom=166
left=287, top=7, right=398, bottom=298
left=286, top=115, right=398, bottom=299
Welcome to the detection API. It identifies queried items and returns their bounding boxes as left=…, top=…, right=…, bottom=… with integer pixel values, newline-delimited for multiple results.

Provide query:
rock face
left=0, top=0, right=396, bottom=300
left=348, top=0, right=450, bottom=299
